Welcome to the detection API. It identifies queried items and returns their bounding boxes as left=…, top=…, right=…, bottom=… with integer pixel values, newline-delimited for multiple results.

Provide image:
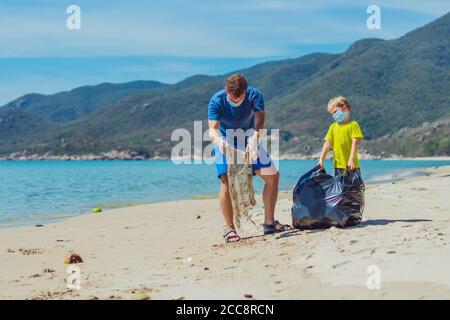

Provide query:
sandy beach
left=1, top=166, right=450, bottom=300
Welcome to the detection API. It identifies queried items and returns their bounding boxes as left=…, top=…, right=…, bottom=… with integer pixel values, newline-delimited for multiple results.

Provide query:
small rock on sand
left=131, top=293, right=150, bottom=300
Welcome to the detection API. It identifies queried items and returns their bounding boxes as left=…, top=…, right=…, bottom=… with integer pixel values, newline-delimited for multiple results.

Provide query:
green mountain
left=1, top=12, right=449, bottom=159
left=4, top=80, right=167, bottom=123
left=365, top=117, right=450, bottom=157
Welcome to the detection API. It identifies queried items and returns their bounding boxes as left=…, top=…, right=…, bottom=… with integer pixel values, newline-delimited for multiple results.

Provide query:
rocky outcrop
left=0, top=150, right=168, bottom=161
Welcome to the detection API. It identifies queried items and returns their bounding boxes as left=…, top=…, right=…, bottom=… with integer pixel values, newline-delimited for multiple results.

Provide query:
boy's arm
left=348, top=138, right=361, bottom=171
left=318, top=140, right=332, bottom=170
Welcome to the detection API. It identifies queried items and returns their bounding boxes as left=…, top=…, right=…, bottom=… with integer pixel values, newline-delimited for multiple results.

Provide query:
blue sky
left=0, top=0, right=449, bottom=105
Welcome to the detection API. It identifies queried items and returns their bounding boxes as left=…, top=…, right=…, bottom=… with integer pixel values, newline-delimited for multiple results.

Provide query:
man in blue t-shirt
left=208, top=74, right=293, bottom=243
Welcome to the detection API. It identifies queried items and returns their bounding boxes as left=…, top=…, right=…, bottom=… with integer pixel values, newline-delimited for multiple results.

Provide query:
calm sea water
left=1, top=160, right=449, bottom=227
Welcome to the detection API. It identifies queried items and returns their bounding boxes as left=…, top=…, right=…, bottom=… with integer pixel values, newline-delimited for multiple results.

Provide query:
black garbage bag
left=291, top=166, right=365, bottom=229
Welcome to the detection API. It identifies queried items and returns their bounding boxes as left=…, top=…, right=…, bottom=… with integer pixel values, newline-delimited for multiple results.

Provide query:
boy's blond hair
left=327, top=96, right=351, bottom=111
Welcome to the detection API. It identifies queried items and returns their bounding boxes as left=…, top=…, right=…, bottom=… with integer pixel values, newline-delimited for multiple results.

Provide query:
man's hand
left=347, top=159, right=355, bottom=171
left=247, top=133, right=259, bottom=161
left=216, top=136, right=227, bottom=154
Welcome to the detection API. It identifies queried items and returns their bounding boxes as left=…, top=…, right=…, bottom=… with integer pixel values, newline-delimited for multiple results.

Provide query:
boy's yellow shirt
left=325, top=120, right=363, bottom=169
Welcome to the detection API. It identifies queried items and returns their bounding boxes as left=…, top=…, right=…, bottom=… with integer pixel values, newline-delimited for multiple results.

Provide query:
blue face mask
left=333, top=109, right=347, bottom=123
left=227, top=96, right=244, bottom=107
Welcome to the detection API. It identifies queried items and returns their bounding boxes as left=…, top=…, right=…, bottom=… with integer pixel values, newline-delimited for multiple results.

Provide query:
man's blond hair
left=327, top=96, right=351, bottom=111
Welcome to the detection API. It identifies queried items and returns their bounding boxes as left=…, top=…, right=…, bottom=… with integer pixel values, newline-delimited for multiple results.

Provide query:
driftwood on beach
left=224, top=145, right=256, bottom=229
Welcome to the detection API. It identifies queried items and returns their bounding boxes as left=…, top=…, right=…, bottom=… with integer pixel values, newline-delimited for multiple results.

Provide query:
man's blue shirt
left=208, top=86, right=265, bottom=137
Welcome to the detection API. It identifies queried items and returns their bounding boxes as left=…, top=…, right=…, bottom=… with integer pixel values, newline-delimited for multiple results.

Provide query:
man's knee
left=274, top=171, right=280, bottom=182
left=262, top=170, right=279, bottom=186
left=272, top=171, right=280, bottom=184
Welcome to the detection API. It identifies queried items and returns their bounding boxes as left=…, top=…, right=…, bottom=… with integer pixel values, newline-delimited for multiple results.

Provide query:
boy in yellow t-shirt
left=318, top=96, right=363, bottom=176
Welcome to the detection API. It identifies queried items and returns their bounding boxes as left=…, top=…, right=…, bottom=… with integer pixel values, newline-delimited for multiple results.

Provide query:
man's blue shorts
left=213, top=144, right=273, bottom=178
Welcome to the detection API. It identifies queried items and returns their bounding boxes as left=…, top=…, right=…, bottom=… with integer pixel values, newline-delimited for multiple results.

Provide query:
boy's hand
left=347, top=159, right=355, bottom=171
left=317, top=159, right=324, bottom=171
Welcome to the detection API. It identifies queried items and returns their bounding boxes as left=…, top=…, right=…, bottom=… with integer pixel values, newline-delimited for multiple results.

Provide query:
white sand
left=1, top=166, right=450, bottom=300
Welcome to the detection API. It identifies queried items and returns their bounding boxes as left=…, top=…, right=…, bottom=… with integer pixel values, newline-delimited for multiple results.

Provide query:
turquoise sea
left=1, top=160, right=449, bottom=227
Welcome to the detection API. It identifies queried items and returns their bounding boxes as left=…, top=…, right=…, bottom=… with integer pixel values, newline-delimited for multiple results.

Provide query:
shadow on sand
left=272, top=218, right=433, bottom=239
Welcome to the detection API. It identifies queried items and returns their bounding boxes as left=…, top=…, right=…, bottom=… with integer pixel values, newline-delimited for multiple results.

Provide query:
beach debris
left=196, top=214, right=201, bottom=219
left=244, top=294, right=253, bottom=299
left=172, top=295, right=185, bottom=300
left=19, top=248, right=44, bottom=255
left=64, top=252, right=83, bottom=264
left=93, top=207, right=102, bottom=213
left=30, top=274, right=42, bottom=278
left=43, top=267, right=56, bottom=273
left=6, top=248, right=15, bottom=253
left=204, top=267, right=210, bottom=271
left=35, top=224, right=44, bottom=227
left=225, top=145, right=256, bottom=229
left=184, top=256, right=192, bottom=263
left=131, top=292, right=150, bottom=300
left=387, top=250, right=396, bottom=254
left=332, top=260, right=351, bottom=269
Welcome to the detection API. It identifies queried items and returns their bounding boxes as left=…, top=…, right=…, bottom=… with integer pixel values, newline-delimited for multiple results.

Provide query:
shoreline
left=1, top=155, right=450, bottom=161
left=0, top=165, right=450, bottom=299
left=1, top=164, right=450, bottom=229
